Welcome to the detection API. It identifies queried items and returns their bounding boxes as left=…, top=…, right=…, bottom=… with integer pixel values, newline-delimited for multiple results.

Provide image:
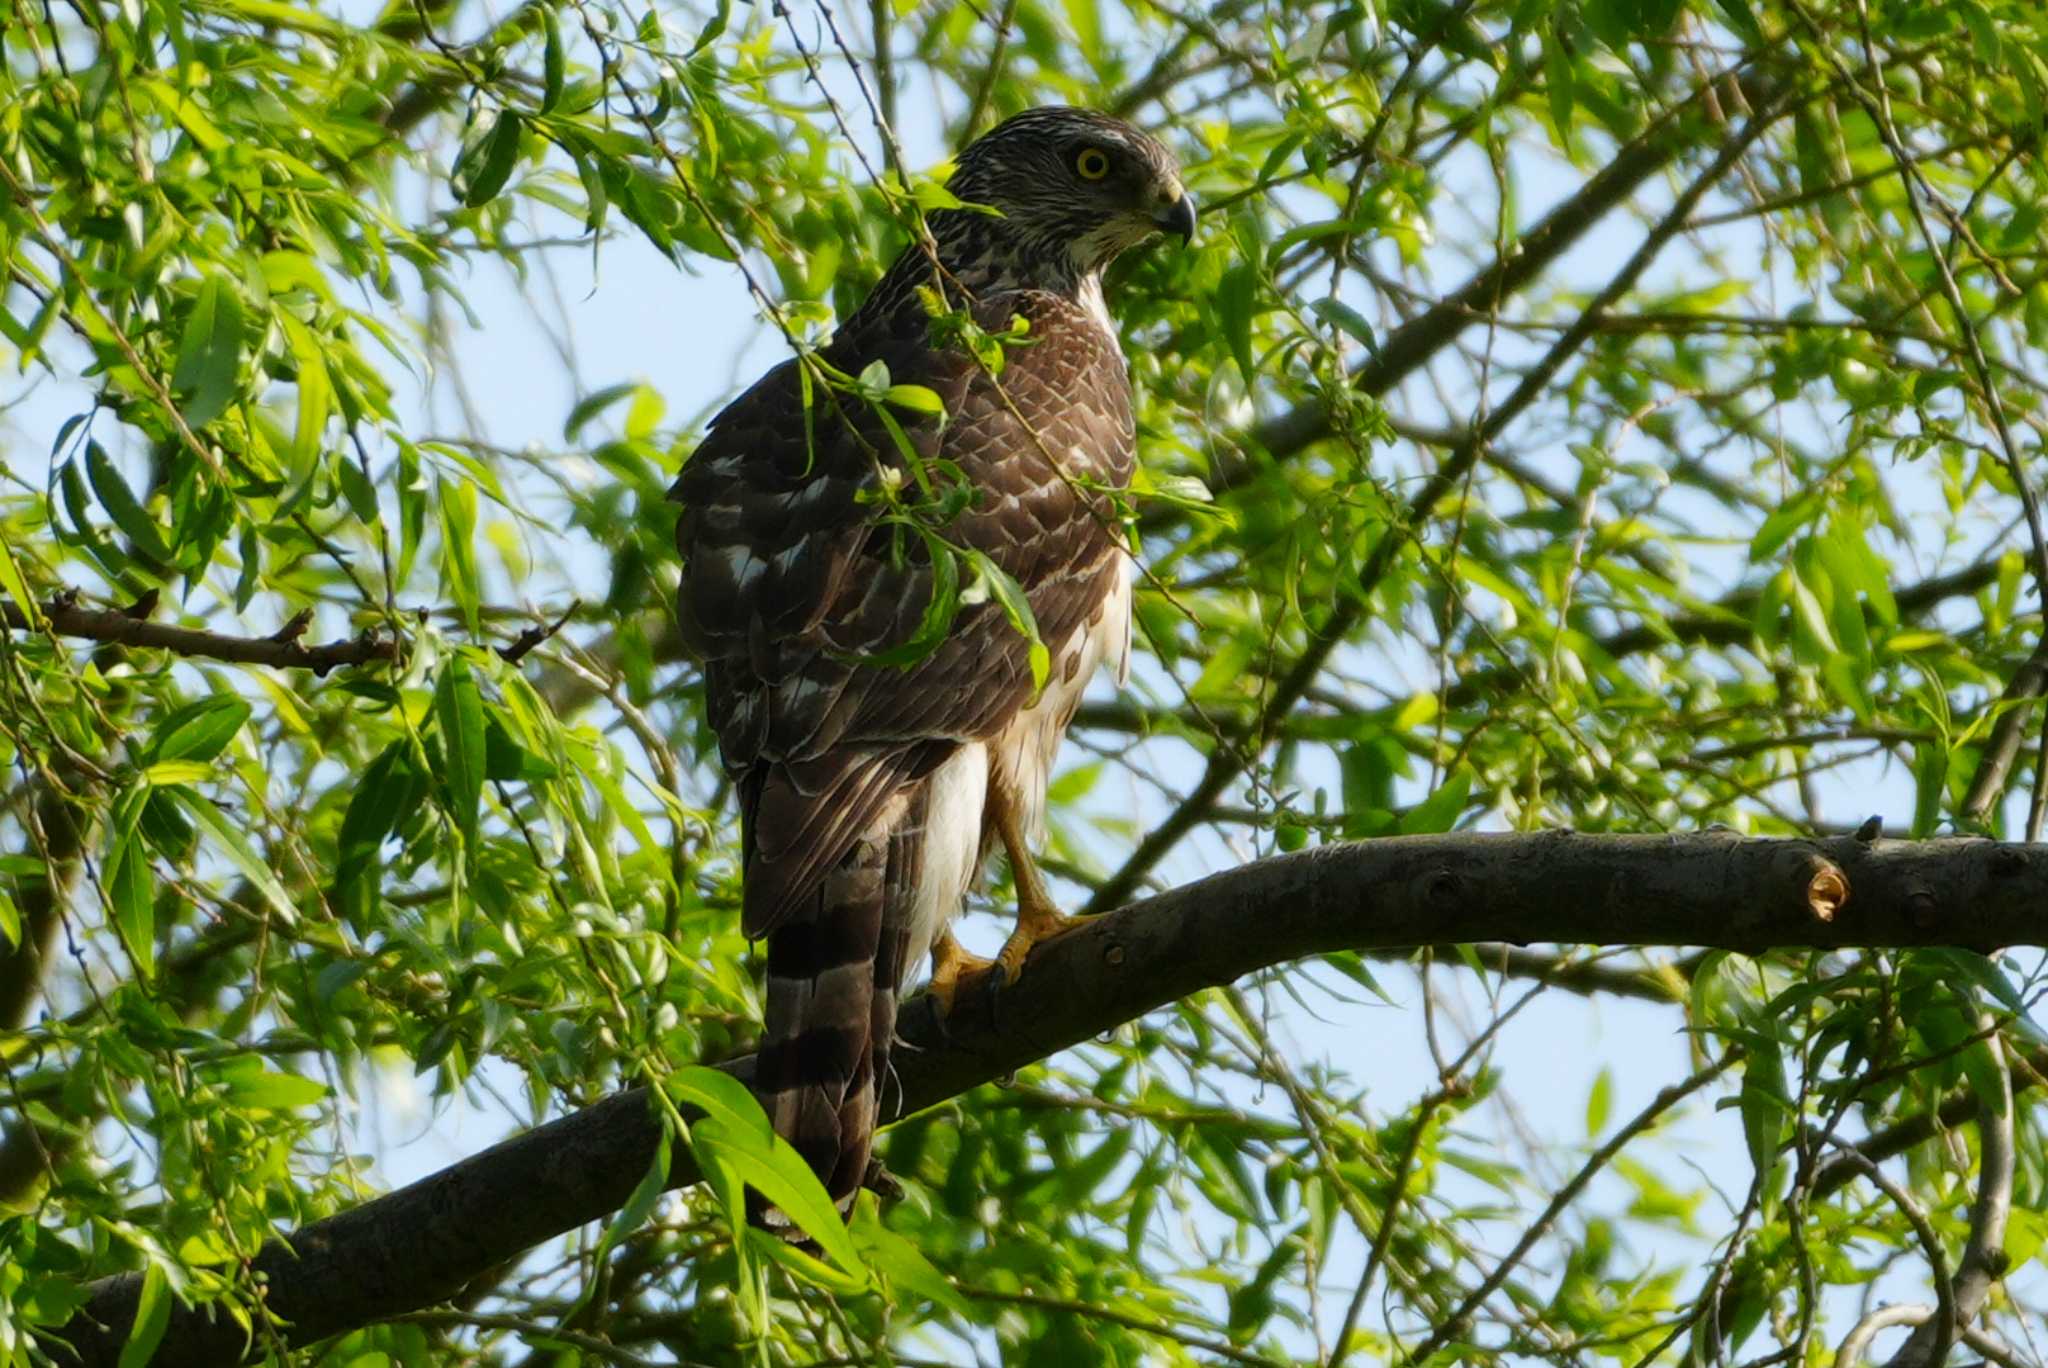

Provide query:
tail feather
left=751, top=782, right=925, bottom=1228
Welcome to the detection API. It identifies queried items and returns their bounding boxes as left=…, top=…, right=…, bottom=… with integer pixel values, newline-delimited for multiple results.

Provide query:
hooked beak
left=1153, top=190, right=1198, bottom=244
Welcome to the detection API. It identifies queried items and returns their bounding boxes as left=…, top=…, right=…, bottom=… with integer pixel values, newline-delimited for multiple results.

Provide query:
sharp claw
left=979, top=959, right=1007, bottom=1028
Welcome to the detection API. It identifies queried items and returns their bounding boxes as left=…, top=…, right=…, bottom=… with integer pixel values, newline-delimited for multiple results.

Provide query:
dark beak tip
left=1155, top=194, right=1198, bottom=244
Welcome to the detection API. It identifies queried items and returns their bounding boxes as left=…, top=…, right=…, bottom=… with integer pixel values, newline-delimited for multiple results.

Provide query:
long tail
left=752, top=791, right=920, bottom=1223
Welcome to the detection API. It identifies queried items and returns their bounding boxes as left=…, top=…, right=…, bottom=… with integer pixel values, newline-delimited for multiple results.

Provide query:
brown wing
left=671, top=290, right=1134, bottom=939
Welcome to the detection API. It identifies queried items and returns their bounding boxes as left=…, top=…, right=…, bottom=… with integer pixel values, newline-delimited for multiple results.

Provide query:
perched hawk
left=670, top=107, right=1194, bottom=1214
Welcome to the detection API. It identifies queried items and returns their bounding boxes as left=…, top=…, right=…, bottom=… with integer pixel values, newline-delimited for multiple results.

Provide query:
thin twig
left=1404, top=1052, right=1739, bottom=1364
left=1822, top=1145, right=1956, bottom=1368
left=499, top=600, right=581, bottom=665
left=954, top=1284, right=1287, bottom=1368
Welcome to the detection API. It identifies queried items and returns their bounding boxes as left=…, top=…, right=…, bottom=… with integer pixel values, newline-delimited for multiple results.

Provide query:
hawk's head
left=944, top=107, right=1195, bottom=281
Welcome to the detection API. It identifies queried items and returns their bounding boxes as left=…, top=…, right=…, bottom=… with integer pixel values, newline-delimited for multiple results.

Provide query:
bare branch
left=1888, top=1026, right=2015, bottom=1368
left=4, top=600, right=396, bottom=676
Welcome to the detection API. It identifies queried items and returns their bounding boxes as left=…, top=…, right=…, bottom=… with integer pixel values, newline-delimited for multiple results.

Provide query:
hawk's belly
left=992, top=555, right=1133, bottom=850
left=903, top=556, right=1133, bottom=981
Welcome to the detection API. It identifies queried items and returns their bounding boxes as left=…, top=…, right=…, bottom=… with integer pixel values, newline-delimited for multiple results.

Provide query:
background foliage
left=4, top=0, right=2048, bottom=1362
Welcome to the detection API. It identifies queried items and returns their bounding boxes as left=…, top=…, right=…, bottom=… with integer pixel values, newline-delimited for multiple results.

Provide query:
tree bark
left=50, top=831, right=2048, bottom=1366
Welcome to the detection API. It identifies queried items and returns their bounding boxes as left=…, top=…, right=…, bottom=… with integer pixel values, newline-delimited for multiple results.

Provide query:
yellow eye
left=1075, top=147, right=1111, bottom=180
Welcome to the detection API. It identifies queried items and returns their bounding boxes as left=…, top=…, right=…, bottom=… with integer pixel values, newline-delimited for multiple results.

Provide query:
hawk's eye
left=1074, top=147, right=1111, bottom=180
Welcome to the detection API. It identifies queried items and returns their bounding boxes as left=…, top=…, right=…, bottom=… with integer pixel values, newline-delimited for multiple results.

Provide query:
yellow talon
left=928, top=928, right=996, bottom=1018
left=987, top=791, right=1084, bottom=986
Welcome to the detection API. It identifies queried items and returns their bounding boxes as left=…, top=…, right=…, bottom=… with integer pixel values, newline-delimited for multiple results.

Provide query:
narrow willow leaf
left=143, top=761, right=213, bottom=787
left=668, top=1067, right=865, bottom=1276
left=149, top=695, right=251, bottom=765
left=455, top=109, right=525, bottom=208
left=433, top=658, right=486, bottom=858
left=219, top=1066, right=329, bottom=1111
left=963, top=549, right=1048, bottom=690
left=438, top=475, right=481, bottom=634
left=85, top=441, right=172, bottom=564
left=0, top=535, right=40, bottom=627
left=563, top=381, right=637, bottom=441
left=108, top=829, right=156, bottom=979
left=170, top=788, right=295, bottom=922
left=884, top=383, right=947, bottom=417
left=1398, top=769, right=1471, bottom=835
left=170, top=274, right=243, bottom=429
left=844, top=530, right=959, bottom=669
left=279, top=314, right=332, bottom=473
left=851, top=1206, right=969, bottom=1313
left=563, top=1114, right=671, bottom=1326
left=540, top=6, right=565, bottom=112
left=747, top=1227, right=869, bottom=1295
left=693, top=1115, right=866, bottom=1279
left=118, top=1263, right=172, bottom=1368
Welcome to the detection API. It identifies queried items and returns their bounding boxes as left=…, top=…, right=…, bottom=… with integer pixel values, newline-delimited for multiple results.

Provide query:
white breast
left=991, top=556, right=1134, bottom=849
left=904, top=557, right=1133, bottom=981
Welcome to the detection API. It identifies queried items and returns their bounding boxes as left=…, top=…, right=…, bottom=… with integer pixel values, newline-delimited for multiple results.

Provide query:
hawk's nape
left=669, top=106, right=1195, bottom=1227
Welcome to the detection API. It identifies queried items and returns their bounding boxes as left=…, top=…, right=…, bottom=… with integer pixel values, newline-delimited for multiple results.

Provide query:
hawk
left=670, top=107, right=1194, bottom=1215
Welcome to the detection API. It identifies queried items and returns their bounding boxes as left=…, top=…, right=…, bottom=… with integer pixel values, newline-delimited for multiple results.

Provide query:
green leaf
left=851, top=1204, right=969, bottom=1313
left=169, top=788, right=296, bottom=922
left=218, top=1065, right=328, bottom=1111
left=439, top=476, right=481, bottom=634
left=170, top=274, right=243, bottom=429
left=843, top=530, right=960, bottom=670
left=669, top=1067, right=865, bottom=1277
left=1750, top=490, right=1822, bottom=562
left=0, top=886, right=18, bottom=951
left=143, top=761, right=214, bottom=787
left=746, top=1226, right=868, bottom=1295
left=591, top=1113, right=671, bottom=1281
left=118, top=1262, right=172, bottom=1368
left=1308, top=296, right=1376, bottom=349
left=107, top=825, right=157, bottom=979
left=1398, top=769, right=1471, bottom=834
left=454, top=108, right=525, bottom=208
left=434, top=657, right=487, bottom=859
left=962, top=549, right=1049, bottom=690
left=667, top=1065, right=775, bottom=1135
left=693, top=1115, right=866, bottom=1278
left=884, top=383, right=947, bottom=418
left=1585, top=1068, right=1613, bottom=1136
left=1215, top=260, right=1257, bottom=385
left=148, top=695, right=252, bottom=765
left=0, top=534, right=41, bottom=628
left=563, top=382, right=638, bottom=440
left=85, top=441, right=172, bottom=564
left=1544, top=21, right=1577, bottom=155
left=279, top=314, right=333, bottom=472
left=1737, top=1042, right=1788, bottom=1213
left=540, top=5, right=566, bottom=112
left=624, top=383, right=665, bottom=441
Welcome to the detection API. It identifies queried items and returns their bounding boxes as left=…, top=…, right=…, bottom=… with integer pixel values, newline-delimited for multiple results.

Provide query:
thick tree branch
left=4, top=601, right=395, bottom=676
left=50, top=831, right=2048, bottom=1366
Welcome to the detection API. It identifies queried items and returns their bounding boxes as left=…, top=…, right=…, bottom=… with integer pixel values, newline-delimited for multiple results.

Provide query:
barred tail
left=751, top=790, right=920, bottom=1224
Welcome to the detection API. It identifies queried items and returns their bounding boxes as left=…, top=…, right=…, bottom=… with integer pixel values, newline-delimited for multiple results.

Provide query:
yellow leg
left=927, top=928, right=995, bottom=1018
left=989, top=791, right=1083, bottom=986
